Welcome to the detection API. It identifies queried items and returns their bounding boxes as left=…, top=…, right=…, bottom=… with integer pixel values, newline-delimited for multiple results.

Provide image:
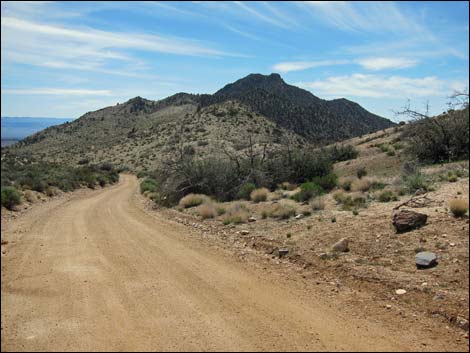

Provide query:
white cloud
left=357, top=57, right=417, bottom=71
left=233, top=1, right=290, bottom=29
left=3, top=88, right=113, bottom=96
left=272, top=60, right=348, bottom=73
left=300, top=1, right=429, bottom=35
left=297, top=74, right=449, bottom=98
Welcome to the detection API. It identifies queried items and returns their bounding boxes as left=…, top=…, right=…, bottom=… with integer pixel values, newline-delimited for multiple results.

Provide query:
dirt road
left=0, top=175, right=456, bottom=351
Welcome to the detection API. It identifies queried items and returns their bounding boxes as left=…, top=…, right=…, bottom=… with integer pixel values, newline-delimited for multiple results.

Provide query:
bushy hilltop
left=7, top=73, right=394, bottom=171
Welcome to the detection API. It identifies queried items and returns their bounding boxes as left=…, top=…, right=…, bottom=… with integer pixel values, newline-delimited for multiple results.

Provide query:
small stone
left=449, top=242, right=456, bottom=247
left=332, top=238, right=349, bottom=252
left=415, top=251, right=438, bottom=269
left=278, top=248, right=289, bottom=258
left=386, top=304, right=392, bottom=309
left=240, top=230, right=250, bottom=235
left=295, top=214, right=304, bottom=220
left=421, top=282, right=428, bottom=287
left=395, top=289, right=407, bottom=295
left=248, top=217, right=256, bottom=223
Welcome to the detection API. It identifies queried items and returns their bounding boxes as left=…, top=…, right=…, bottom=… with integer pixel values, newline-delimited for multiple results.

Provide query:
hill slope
left=6, top=73, right=393, bottom=171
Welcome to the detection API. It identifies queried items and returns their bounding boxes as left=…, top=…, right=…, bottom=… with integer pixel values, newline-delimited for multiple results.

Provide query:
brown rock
left=392, top=210, right=427, bottom=233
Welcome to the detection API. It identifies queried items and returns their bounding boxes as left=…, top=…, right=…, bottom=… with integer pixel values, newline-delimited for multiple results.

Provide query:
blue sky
left=1, top=1, right=468, bottom=121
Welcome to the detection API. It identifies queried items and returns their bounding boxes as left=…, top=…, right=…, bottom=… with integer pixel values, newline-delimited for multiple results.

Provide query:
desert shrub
left=351, top=178, right=372, bottom=192
left=377, top=190, right=398, bottom=202
left=333, top=191, right=366, bottom=210
left=179, top=194, right=210, bottom=208
left=45, top=186, right=60, bottom=197
left=263, top=202, right=296, bottom=219
left=236, top=183, right=256, bottom=200
left=403, top=172, right=429, bottom=194
left=311, top=173, right=337, bottom=192
left=1, top=187, right=21, bottom=210
left=449, top=199, right=468, bottom=217
left=222, top=203, right=249, bottom=224
left=404, top=107, right=469, bottom=163
left=339, top=177, right=353, bottom=191
left=325, top=144, right=359, bottom=162
left=197, top=203, right=217, bottom=219
left=280, top=182, right=296, bottom=191
left=216, top=206, right=226, bottom=216
left=311, top=197, right=325, bottom=211
left=23, top=190, right=37, bottom=203
left=250, top=188, right=269, bottom=203
left=356, top=167, right=367, bottom=179
left=386, top=149, right=396, bottom=156
left=140, top=178, right=158, bottom=194
left=292, top=182, right=324, bottom=202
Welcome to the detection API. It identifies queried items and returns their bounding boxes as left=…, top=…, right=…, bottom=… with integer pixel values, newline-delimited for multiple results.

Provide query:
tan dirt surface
left=1, top=175, right=466, bottom=351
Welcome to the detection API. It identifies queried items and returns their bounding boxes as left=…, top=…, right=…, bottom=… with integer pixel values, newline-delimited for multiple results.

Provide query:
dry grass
left=310, top=196, right=325, bottom=211
left=23, top=190, right=37, bottom=203
left=260, top=201, right=296, bottom=220
left=222, top=203, right=250, bottom=224
left=250, top=188, right=269, bottom=203
left=449, top=198, right=469, bottom=217
left=280, top=182, right=297, bottom=191
left=351, top=177, right=372, bottom=192
left=179, top=194, right=210, bottom=208
left=197, top=203, right=217, bottom=219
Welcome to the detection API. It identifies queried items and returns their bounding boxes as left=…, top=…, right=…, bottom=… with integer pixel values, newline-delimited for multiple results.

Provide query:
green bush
left=140, top=178, right=158, bottom=194
left=378, top=190, right=398, bottom=202
left=1, top=187, right=21, bottom=210
left=403, top=172, right=429, bottom=194
left=236, top=183, right=256, bottom=200
left=356, top=167, right=367, bottom=179
left=311, top=173, right=337, bottom=192
left=292, top=182, right=324, bottom=202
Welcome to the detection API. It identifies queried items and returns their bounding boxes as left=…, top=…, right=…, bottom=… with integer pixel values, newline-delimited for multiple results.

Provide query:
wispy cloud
left=272, top=60, right=348, bottom=73
left=234, top=1, right=290, bottom=29
left=300, top=1, right=429, bottom=36
left=297, top=74, right=451, bottom=98
left=357, top=57, right=417, bottom=71
left=3, top=88, right=113, bottom=96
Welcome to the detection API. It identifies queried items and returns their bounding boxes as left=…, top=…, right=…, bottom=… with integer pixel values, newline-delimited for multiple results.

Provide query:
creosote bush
left=292, top=182, right=324, bottom=202
left=236, top=183, right=256, bottom=200
left=1, top=187, right=22, bottom=210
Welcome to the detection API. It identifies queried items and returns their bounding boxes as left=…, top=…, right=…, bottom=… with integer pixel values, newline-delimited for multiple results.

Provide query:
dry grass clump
left=179, top=194, right=210, bottom=208
left=45, top=186, right=60, bottom=197
left=310, top=196, right=325, bottom=211
left=449, top=198, right=469, bottom=218
left=222, top=203, right=250, bottom=224
left=23, top=190, right=37, bottom=203
left=333, top=191, right=366, bottom=210
left=338, top=177, right=354, bottom=191
left=351, top=177, right=372, bottom=192
left=261, top=201, right=296, bottom=220
left=250, top=188, right=269, bottom=203
left=197, top=203, right=217, bottom=219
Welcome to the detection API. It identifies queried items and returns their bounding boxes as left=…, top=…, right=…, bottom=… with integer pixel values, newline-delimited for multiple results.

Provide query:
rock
left=248, top=216, right=256, bottom=223
left=392, top=210, right=427, bottom=233
left=278, top=248, right=289, bottom=258
left=332, top=238, right=349, bottom=252
left=415, top=251, right=438, bottom=269
left=386, top=304, right=392, bottom=309
left=295, top=214, right=304, bottom=220
left=454, top=317, right=469, bottom=330
left=395, top=289, right=407, bottom=295
left=240, top=230, right=250, bottom=235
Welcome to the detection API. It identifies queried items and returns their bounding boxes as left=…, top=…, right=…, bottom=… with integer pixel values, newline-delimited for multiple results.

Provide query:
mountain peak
left=215, top=73, right=286, bottom=96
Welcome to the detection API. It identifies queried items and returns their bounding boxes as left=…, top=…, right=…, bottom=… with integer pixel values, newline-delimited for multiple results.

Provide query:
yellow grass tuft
left=449, top=198, right=469, bottom=217
left=250, top=188, right=269, bottom=203
left=179, top=194, right=210, bottom=208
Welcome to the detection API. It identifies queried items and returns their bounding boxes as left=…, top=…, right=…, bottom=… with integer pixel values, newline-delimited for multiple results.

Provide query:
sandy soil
left=1, top=175, right=467, bottom=351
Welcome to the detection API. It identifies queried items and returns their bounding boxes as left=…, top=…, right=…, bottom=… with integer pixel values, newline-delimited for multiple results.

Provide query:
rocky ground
left=153, top=176, right=469, bottom=348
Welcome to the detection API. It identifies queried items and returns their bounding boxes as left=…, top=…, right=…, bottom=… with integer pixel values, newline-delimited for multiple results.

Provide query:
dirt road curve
left=0, top=175, right=451, bottom=351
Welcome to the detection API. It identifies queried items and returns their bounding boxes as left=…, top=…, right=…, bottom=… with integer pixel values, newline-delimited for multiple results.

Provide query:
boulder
left=392, top=210, right=427, bottom=233
left=415, top=251, right=438, bottom=269
left=332, top=238, right=349, bottom=252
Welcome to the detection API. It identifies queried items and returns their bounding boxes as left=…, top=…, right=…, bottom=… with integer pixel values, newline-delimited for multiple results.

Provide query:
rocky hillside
left=6, top=73, right=393, bottom=171
left=200, top=73, right=394, bottom=142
